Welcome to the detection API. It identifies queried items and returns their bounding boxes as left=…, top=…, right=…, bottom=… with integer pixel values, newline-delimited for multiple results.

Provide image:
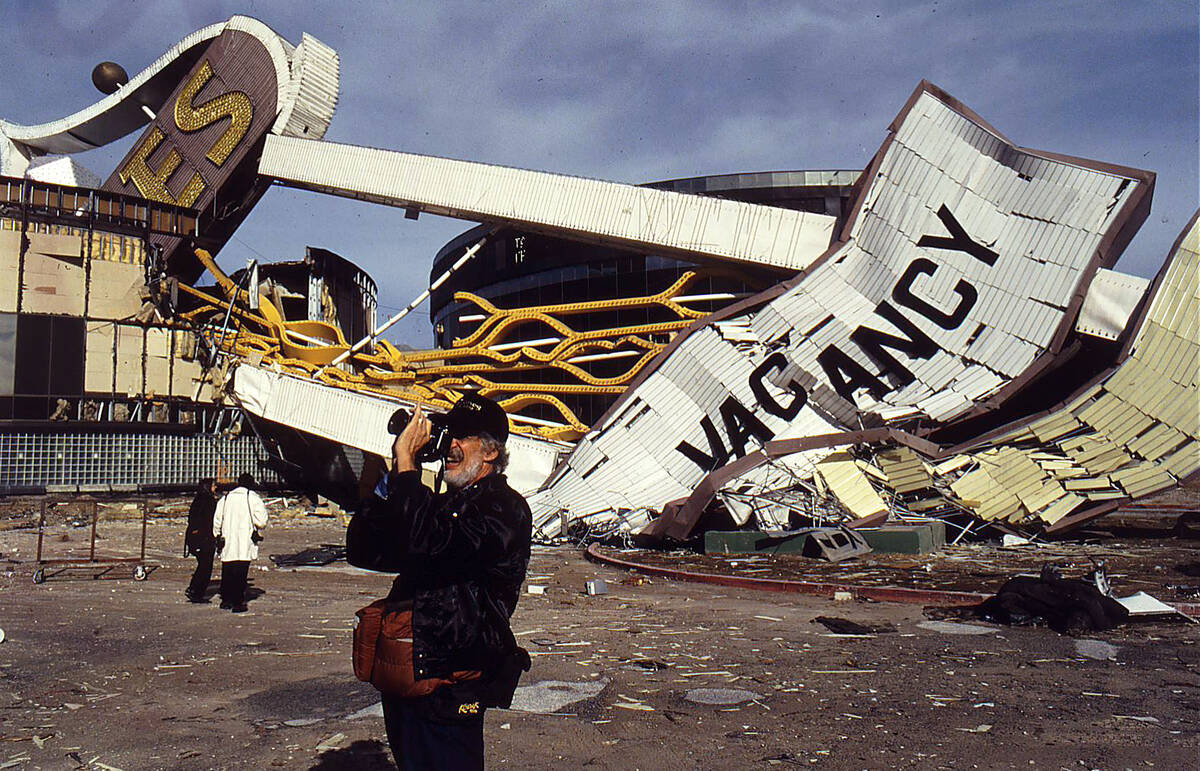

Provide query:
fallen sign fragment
left=1115, top=591, right=1198, bottom=623
left=532, top=80, right=1160, bottom=541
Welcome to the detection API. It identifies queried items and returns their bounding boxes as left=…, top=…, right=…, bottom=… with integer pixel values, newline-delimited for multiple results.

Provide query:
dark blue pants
left=382, top=695, right=484, bottom=771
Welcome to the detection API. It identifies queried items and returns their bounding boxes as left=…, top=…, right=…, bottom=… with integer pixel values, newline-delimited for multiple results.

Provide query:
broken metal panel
left=87, top=259, right=146, bottom=320
left=261, top=135, right=838, bottom=274
left=144, top=327, right=172, bottom=399
left=21, top=232, right=85, bottom=316
left=170, top=330, right=202, bottom=399
left=804, top=526, right=873, bottom=561
left=814, top=452, right=888, bottom=521
left=1076, top=268, right=1150, bottom=341
left=530, top=83, right=1152, bottom=534
left=83, top=321, right=116, bottom=394
left=916, top=213, right=1200, bottom=533
left=877, top=447, right=932, bottom=493
left=114, top=325, right=144, bottom=396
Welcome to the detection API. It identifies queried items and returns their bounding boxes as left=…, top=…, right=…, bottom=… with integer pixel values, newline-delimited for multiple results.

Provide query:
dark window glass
left=0, top=312, right=14, bottom=396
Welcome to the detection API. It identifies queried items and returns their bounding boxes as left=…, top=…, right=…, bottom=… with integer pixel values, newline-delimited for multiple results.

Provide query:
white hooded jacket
left=213, top=486, right=269, bottom=562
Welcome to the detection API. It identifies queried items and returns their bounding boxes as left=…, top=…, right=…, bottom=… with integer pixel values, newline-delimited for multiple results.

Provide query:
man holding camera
left=347, top=393, right=531, bottom=771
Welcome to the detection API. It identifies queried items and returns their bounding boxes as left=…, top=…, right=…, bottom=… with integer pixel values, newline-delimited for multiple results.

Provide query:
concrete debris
left=683, top=688, right=760, bottom=706
left=1074, top=639, right=1120, bottom=661
left=508, top=679, right=608, bottom=714
left=812, top=616, right=897, bottom=636
left=343, top=703, right=383, bottom=721
left=584, top=579, right=608, bottom=596
left=915, top=620, right=997, bottom=635
left=314, top=732, right=347, bottom=750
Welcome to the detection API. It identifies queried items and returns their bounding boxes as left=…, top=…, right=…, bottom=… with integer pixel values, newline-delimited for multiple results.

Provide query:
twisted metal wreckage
left=2, top=16, right=1195, bottom=543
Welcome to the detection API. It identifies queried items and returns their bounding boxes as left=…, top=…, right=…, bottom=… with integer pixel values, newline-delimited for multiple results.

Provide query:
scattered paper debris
left=1001, top=534, right=1036, bottom=547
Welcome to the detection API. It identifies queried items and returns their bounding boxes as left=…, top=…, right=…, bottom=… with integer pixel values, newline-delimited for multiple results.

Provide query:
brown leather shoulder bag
left=353, top=599, right=480, bottom=698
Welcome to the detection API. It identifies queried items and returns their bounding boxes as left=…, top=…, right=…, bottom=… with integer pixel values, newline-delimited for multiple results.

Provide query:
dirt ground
left=0, top=500, right=1197, bottom=770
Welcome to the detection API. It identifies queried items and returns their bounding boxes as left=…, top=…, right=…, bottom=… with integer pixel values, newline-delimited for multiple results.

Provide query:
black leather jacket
left=346, top=470, right=531, bottom=685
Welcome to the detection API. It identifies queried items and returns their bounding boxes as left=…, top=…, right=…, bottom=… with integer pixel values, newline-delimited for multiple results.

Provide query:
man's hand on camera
left=393, top=405, right=431, bottom=473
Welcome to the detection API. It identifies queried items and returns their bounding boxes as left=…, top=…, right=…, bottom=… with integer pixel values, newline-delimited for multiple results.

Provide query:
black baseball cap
left=430, top=393, right=510, bottom=443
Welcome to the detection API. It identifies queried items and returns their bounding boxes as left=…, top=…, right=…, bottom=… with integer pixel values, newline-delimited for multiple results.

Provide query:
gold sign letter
left=116, top=127, right=205, bottom=207
left=174, top=60, right=253, bottom=166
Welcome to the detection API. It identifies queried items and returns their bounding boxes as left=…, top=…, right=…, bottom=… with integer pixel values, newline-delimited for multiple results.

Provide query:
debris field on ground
left=0, top=495, right=1196, bottom=769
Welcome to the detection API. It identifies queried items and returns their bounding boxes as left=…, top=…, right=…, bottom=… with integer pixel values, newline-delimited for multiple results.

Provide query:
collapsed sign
left=528, top=82, right=1153, bottom=538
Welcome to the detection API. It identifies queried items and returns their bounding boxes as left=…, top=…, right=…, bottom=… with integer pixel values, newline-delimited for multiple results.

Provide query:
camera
left=387, top=407, right=452, bottom=463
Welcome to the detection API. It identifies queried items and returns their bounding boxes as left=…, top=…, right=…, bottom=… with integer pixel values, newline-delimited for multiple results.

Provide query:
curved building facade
left=429, top=170, right=859, bottom=425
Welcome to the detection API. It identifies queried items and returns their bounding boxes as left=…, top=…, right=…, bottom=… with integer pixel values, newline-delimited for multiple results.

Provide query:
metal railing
left=0, top=175, right=201, bottom=239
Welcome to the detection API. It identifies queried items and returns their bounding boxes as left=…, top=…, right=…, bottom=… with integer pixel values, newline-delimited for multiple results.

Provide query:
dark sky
left=0, top=0, right=1195, bottom=346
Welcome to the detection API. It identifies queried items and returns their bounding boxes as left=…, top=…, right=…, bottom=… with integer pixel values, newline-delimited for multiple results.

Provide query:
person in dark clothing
left=347, top=394, right=532, bottom=771
left=184, top=478, right=218, bottom=603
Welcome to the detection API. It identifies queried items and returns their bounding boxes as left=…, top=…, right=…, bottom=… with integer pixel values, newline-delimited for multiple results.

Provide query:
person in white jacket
left=213, top=473, right=269, bottom=613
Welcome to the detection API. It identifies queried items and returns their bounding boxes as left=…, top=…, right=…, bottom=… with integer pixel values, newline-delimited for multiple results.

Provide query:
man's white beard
left=445, top=454, right=485, bottom=489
